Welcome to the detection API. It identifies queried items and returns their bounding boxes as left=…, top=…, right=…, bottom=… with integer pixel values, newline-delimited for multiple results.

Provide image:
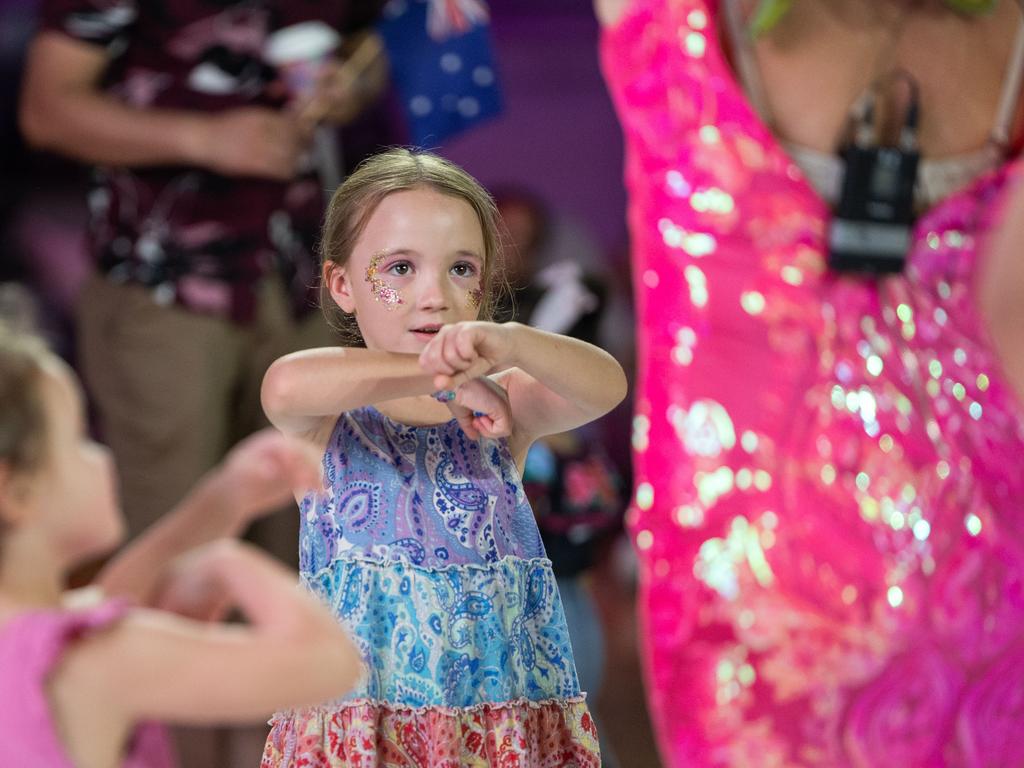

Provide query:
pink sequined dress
left=601, top=1, right=1024, bottom=766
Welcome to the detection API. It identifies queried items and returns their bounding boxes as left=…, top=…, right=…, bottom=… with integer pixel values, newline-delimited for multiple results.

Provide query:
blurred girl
left=0, top=326, right=363, bottom=767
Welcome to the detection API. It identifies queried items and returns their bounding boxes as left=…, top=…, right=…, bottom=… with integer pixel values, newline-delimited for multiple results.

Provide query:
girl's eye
left=388, top=262, right=412, bottom=276
left=451, top=262, right=478, bottom=278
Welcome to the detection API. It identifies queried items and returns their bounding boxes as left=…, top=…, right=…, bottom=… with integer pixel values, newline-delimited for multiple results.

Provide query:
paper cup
left=264, top=21, right=341, bottom=100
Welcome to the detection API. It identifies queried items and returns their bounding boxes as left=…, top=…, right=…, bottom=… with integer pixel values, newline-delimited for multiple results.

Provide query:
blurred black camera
left=828, top=75, right=920, bottom=274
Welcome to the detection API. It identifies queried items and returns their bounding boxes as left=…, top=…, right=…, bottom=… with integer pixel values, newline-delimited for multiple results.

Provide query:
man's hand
left=193, top=107, right=312, bottom=180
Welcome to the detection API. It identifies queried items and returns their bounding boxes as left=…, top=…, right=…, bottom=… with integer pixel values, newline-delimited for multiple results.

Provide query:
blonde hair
left=319, top=148, right=509, bottom=344
left=0, top=323, right=50, bottom=477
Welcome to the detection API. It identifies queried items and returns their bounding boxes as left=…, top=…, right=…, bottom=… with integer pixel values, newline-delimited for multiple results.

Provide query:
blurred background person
left=518, top=307, right=626, bottom=768
left=597, top=0, right=1024, bottom=765
left=496, top=185, right=628, bottom=768
left=1, top=0, right=91, bottom=360
left=18, top=0, right=389, bottom=546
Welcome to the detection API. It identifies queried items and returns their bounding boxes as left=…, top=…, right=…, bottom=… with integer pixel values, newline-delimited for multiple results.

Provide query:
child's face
left=328, top=188, right=487, bottom=354
left=33, top=359, right=123, bottom=564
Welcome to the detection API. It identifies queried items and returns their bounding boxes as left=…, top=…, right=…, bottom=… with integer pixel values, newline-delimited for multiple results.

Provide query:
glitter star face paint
left=468, top=287, right=484, bottom=310
left=365, top=250, right=404, bottom=309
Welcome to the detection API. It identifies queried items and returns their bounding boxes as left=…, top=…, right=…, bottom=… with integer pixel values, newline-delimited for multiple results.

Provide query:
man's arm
left=19, top=31, right=307, bottom=179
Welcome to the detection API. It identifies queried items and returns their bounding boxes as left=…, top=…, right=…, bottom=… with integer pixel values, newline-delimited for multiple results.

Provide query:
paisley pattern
left=302, top=408, right=544, bottom=574
left=265, top=406, right=599, bottom=767
left=303, top=556, right=579, bottom=706
left=600, top=1, right=1024, bottom=766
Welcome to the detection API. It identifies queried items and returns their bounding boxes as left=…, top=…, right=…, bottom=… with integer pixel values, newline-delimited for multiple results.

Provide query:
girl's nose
left=416, top=271, right=451, bottom=311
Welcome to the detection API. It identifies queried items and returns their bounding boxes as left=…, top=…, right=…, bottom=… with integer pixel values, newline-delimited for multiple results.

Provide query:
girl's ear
left=0, top=463, right=32, bottom=528
left=323, top=261, right=356, bottom=314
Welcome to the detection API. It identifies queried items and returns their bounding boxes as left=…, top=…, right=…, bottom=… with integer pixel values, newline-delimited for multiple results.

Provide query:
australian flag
left=377, top=0, right=503, bottom=147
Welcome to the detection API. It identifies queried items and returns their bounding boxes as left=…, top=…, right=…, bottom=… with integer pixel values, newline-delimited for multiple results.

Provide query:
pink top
left=601, top=0, right=1024, bottom=766
left=0, top=599, right=175, bottom=767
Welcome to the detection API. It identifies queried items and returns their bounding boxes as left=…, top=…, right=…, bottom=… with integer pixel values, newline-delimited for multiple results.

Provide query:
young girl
left=0, top=325, right=364, bottom=767
left=260, top=148, right=627, bottom=767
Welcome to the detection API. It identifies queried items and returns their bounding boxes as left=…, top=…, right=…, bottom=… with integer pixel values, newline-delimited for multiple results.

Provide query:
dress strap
left=990, top=21, right=1024, bottom=148
left=722, top=0, right=775, bottom=125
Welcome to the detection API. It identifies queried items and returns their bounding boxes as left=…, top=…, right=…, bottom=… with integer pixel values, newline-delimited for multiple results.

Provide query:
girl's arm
left=54, top=540, right=363, bottom=724
left=261, top=347, right=490, bottom=443
left=420, top=322, right=628, bottom=462
left=95, top=430, right=320, bottom=606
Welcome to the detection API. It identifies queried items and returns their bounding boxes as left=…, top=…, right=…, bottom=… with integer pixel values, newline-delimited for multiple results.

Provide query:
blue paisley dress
left=262, top=406, right=601, bottom=767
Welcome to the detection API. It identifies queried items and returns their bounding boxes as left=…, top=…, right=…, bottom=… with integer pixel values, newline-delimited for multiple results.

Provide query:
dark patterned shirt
left=522, top=432, right=624, bottom=578
left=40, top=0, right=381, bottom=323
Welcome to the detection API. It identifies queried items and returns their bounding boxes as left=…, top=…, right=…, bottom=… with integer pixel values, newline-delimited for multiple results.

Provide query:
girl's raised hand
left=418, top=321, right=515, bottom=390
left=150, top=541, right=237, bottom=622
left=445, top=377, right=512, bottom=440
left=219, top=429, right=323, bottom=526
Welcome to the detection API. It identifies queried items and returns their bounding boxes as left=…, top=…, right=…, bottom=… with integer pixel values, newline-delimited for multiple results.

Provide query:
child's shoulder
left=0, top=588, right=119, bottom=631
left=40, top=593, right=130, bottom=637
left=0, top=593, right=132, bottom=682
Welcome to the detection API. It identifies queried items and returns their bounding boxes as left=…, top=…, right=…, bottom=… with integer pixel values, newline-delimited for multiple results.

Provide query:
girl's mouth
left=411, top=325, right=442, bottom=340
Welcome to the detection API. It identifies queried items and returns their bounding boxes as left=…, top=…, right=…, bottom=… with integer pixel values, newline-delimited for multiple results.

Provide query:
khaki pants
left=77, top=274, right=333, bottom=768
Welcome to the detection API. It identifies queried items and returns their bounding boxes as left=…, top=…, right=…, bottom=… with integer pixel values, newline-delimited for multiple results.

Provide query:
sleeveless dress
left=601, top=2, right=1024, bottom=766
left=0, top=599, right=174, bottom=767
left=262, top=406, right=601, bottom=767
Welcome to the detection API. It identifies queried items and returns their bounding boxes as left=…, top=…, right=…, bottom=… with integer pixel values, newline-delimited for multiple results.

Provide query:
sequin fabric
left=263, top=407, right=600, bottom=767
left=601, top=1, right=1024, bottom=765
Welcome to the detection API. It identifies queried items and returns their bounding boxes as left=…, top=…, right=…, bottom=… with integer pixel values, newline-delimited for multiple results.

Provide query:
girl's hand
left=95, top=433, right=322, bottom=612
left=150, top=541, right=237, bottom=622
left=418, top=321, right=517, bottom=390
left=217, top=429, right=323, bottom=526
left=446, top=377, right=512, bottom=440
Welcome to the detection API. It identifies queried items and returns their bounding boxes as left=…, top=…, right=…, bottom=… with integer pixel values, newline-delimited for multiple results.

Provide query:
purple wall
left=442, top=5, right=628, bottom=259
